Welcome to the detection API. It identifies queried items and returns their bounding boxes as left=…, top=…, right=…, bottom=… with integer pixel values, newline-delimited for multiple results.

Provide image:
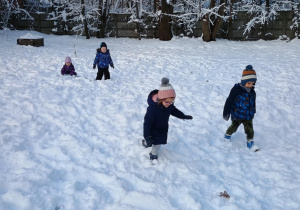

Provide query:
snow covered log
left=17, top=38, right=44, bottom=47
left=17, top=33, right=44, bottom=47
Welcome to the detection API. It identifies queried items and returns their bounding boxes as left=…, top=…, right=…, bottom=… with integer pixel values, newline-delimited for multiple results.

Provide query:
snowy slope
left=0, top=30, right=300, bottom=210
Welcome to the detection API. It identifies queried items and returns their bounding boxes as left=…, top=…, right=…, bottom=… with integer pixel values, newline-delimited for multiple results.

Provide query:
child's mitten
left=223, top=114, right=230, bottom=121
left=143, top=136, right=153, bottom=148
left=183, top=115, right=193, bottom=120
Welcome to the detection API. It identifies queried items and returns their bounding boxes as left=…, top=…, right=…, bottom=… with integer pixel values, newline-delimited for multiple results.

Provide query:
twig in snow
left=219, top=191, right=230, bottom=199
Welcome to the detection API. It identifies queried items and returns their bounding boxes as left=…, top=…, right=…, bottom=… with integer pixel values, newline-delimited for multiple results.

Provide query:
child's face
left=101, top=47, right=107, bottom=53
left=162, top=97, right=175, bottom=108
left=66, top=62, right=71, bottom=66
left=244, top=81, right=255, bottom=88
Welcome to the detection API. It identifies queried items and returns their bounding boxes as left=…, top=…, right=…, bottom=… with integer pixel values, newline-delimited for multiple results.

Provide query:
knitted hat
left=100, top=42, right=107, bottom=49
left=158, top=77, right=176, bottom=99
left=241, top=65, right=257, bottom=85
left=65, top=56, right=71, bottom=63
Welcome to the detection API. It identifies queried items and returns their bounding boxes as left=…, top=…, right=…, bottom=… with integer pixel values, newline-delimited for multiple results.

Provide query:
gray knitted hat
left=157, top=77, right=176, bottom=99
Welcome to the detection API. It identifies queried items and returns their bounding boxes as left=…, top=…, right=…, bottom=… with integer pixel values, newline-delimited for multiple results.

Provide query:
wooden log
left=17, top=38, right=44, bottom=47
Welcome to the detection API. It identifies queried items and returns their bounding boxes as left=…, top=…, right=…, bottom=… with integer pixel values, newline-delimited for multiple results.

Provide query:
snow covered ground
left=0, top=30, right=300, bottom=210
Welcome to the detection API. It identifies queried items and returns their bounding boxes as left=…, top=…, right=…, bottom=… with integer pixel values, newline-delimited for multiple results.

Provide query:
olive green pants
left=226, top=119, right=254, bottom=140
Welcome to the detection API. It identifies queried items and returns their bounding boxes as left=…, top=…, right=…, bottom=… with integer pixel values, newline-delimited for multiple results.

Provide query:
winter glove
left=183, top=115, right=193, bottom=120
left=93, top=64, right=96, bottom=69
left=223, top=114, right=230, bottom=121
left=143, top=136, right=153, bottom=148
left=111, top=65, right=114, bottom=69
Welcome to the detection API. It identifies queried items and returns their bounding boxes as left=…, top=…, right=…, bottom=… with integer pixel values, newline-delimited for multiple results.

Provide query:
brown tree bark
left=211, top=0, right=225, bottom=41
left=154, top=0, right=160, bottom=13
left=159, top=0, right=173, bottom=41
left=81, top=0, right=90, bottom=39
left=266, top=0, right=270, bottom=8
left=136, top=1, right=141, bottom=40
left=97, top=0, right=108, bottom=38
left=201, top=0, right=225, bottom=42
left=17, top=0, right=24, bottom=8
left=201, top=16, right=211, bottom=42
left=227, top=0, right=233, bottom=40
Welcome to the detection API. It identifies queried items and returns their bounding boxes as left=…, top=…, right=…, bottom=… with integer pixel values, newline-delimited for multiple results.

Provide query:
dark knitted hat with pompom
left=158, top=77, right=176, bottom=99
left=241, top=65, right=257, bottom=85
left=100, top=42, right=107, bottom=49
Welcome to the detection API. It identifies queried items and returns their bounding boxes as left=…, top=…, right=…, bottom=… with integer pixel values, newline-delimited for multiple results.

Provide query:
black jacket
left=143, top=90, right=187, bottom=145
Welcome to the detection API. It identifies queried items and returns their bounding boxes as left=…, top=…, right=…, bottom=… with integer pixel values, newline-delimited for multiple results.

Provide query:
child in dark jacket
left=223, top=65, right=259, bottom=152
left=61, top=56, right=77, bottom=76
left=143, top=77, right=193, bottom=161
left=93, top=42, right=114, bottom=80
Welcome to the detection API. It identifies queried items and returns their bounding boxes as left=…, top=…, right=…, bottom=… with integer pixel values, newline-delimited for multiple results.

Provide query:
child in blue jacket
left=143, top=78, right=193, bottom=161
left=93, top=42, right=114, bottom=80
left=223, top=65, right=259, bottom=152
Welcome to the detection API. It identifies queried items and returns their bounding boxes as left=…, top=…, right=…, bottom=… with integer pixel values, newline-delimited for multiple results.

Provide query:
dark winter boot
left=149, top=153, right=158, bottom=160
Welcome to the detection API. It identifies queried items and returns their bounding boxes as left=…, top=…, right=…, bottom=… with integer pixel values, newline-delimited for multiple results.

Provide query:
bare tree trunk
left=211, top=0, right=225, bottom=41
left=201, top=0, right=225, bottom=42
left=136, top=1, right=141, bottom=40
left=154, top=0, right=159, bottom=13
left=201, top=16, right=211, bottom=42
left=209, top=0, right=216, bottom=39
left=17, top=0, right=24, bottom=8
left=159, top=0, right=172, bottom=41
left=227, top=0, right=233, bottom=40
left=98, top=0, right=104, bottom=38
left=266, top=0, right=270, bottom=8
left=261, top=0, right=270, bottom=40
left=97, top=0, right=108, bottom=38
left=81, top=0, right=90, bottom=39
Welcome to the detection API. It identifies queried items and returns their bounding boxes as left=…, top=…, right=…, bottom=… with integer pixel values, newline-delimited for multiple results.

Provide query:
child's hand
left=223, top=115, right=230, bottom=121
left=144, top=136, right=153, bottom=147
left=93, top=64, right=96, bottom=69
left=183, top=115, right=193, bottom=120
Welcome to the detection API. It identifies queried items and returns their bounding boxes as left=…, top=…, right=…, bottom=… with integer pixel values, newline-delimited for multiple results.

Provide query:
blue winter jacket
left=143, top=90, right=187, bottom=145
left=223, top=83, right=256, bottom=121
left=93, top=49, right=114, bottom=68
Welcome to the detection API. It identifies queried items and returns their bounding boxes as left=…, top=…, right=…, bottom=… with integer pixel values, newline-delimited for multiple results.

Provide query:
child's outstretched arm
left=171, top=107, right=193, bottom=120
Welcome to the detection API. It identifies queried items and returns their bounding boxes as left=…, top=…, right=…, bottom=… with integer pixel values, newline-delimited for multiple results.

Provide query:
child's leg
left=96, top=67, right=104, bottom=80
left=242, top=120, right=254, bottom=140
left=226, top=120, right=242, bottom=135
left=103, top=67, right=110, bottom=80
left=243, top=120, right=259, bottom=151
left=151, top=144, right=161, bottom=156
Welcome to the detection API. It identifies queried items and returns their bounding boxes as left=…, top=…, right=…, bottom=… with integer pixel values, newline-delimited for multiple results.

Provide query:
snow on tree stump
left=17, top=33, right=44, bottom=47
